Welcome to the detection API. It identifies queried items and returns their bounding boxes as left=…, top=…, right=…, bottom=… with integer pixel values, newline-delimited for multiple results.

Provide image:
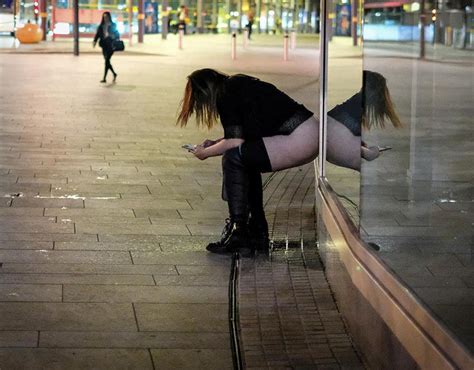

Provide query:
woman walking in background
left=93, top=12, right=119, bottom=83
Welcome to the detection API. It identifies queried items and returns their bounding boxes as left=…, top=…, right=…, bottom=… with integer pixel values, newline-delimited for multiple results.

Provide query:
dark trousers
left=102, top=45, right=116, bottom=80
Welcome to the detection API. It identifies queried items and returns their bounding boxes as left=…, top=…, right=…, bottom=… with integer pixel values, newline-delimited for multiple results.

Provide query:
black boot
left=206, top=219, right=249, bottom=253
left=249, top=216, right=269, bottom=250
left=207, top=148, right=250, bottom=254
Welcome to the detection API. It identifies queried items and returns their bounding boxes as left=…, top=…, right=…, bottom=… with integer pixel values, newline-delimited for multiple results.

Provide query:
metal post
left=128, top=0, right=133, bottom=46
left=318, top=0, right=328, bottom=176
left=162, top=0, right=168, bottom=40
left=290, top=29, right=296, bottom=49
left=283, top=33, right=289, bottom=60
left=197, top=0, right=203, bottom=32
left=351, top=0, right=357, bottom=46
left=40, top=0, right=47, bottom=40
left=256, top=0, right=261, bottom=33
left=419, top=0, right=426, bottom=59
left=138, top=0, right=144, bottom=43
left=73, top=0, right=79, bottom=55
left=231, top=32, right=237, bottom=59
left=51, top=0, right=56, bottom=41
left=178, top=24, right=184, bottom=49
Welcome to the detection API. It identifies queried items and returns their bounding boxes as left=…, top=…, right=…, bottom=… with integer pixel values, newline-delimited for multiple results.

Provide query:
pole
left=40, top=0, right=47, bottom=40
left=178, top=24, right=184, bottom=49
left=51, top=0, right=56, bottom=41
left=318, top=0, right=328, bottom=176
left=128, top=0, right=133, bottom=46
left=138, top=0, right=144, bottom=43
left=197, top=0, right=203, bottom=33
left=283, top=33, right=289, bottom=60
left=231, top=32, right=236, bottom=59
left=419, top=0, right=426, bottom=58
left=243, top=29, right=248, bottom=47
left=73, top=0, right=79, bottom=55
left=290, top=29, right=296, bottom=49
left=162, top=0, right=168, bottom=40
left=351, top=0, right=357, bottom=46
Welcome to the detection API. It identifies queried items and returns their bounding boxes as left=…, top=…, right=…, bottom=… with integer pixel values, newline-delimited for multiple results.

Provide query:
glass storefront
left=317, top=0, right=473, bottom=363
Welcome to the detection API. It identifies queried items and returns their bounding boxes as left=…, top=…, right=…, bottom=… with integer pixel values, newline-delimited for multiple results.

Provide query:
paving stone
left=0, top=250, right=132, bottom=264
left=0, top=303, right=137, bottom=331
left=0, top=233, right=99, bottom=242
left=0, top=263, right=176, bottom=275
left=0, top=331, right=38, bottom=347
left=55, top=241, right=161, bottom=251
left=11, top=198, right=84, bottom=208
left=44, top=208, right=136, bottom=217
left=152, top=274, right=228, bottom=286
left=0, top=240, right=53, bottom=250
left=0, top=349, right=153, bottom=370
left=39, top=331, right=230, bottom=349
left=0, top=284, right=62, bottom=302
left=63, top=285, right=227, bottom=303
left=131, top=251, right=230, bottom=266
left=135, top=303, right=228, bottom=332
left=0, top=273, right=155, bottom=285
left=151, top=349, right=233, bottom=370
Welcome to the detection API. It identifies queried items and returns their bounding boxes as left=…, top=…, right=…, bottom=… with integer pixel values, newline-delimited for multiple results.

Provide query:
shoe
left=206, top=219, right=249, bottom=254
left=100, top=79, right=106, bottom=83
left=249, top=217, right=269, bottom=251
left=113, top=73, right=117, bottom=82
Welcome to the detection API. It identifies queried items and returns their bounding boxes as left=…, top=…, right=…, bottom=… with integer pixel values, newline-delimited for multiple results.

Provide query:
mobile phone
left=182, top=144, right=196, bottom=151
left=378, top=146, right=392, bottom=152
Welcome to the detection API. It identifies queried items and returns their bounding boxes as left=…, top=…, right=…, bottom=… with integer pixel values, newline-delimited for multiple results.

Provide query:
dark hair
left=177, top=68, right=228, bottom=129
left=363, top=70, right=402, bottom=130
left=100, top=11, right=113, bottom=27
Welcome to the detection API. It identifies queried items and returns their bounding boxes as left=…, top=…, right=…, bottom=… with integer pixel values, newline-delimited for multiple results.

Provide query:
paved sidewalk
left=239, top=166, right=364, bottom=369
left=0, top=35, right=321, bottom=369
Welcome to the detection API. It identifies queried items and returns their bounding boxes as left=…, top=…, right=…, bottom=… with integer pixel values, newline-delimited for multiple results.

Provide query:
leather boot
left=249, top=216, right=269, bottom=250
left=207, top=148, right=250, bottom=254
left=206, top=219, right=249, bottom=253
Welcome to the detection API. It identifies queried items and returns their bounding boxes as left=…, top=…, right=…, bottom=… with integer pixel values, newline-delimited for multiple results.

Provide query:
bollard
left=243, top=29, right=248, bottom=48
left=283, top=34, right=289, bottom=61
left=178, top=24, right=184, bottom=49
left=290, top=29, right=296, bottom=50
left=231, top=32, right=237, bottom=60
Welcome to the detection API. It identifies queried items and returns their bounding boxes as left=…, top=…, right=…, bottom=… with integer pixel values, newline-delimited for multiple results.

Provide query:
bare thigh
left=263, top=116, right=320, bottom=171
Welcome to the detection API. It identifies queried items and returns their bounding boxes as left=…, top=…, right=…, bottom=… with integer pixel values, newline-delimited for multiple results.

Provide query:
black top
left=216, top=75, right=313, bottom=140
left=327, top=91, right=362, bottom=137
left=94, top=23, right=119, bottom=48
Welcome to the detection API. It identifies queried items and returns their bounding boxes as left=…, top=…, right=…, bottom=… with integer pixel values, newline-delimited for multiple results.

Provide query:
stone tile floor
left=238, top=166, right=365, bottom=369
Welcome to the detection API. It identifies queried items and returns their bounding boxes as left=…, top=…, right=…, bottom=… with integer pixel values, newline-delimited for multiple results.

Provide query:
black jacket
left=94, top=22, right=119, bottom=48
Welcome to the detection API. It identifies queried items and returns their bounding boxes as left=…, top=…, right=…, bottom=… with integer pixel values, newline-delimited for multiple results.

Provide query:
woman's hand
left=191, top=145, right=208, bottom=160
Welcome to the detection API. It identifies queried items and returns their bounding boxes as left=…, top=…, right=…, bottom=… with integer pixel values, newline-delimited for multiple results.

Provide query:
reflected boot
left=249, top=216, right=269, bottom=250
left=206, top=148, right=250, bottom=254
left=206, top=218, right=249, bottom=253
left=248, top=171, right=269, bottom=250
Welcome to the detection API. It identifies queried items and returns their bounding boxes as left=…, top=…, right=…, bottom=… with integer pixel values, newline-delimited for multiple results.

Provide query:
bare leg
left=263, top=116, right=319, bottom=171
left=326, top=116, right=361, bottom=171
left=262, top=115, right=362, bottom=172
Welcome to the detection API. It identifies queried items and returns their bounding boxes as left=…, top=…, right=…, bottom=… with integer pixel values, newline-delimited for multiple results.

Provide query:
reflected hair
left=363, top=70, right=402, bottom=130
left=177, top=68, right=229, bottom=129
